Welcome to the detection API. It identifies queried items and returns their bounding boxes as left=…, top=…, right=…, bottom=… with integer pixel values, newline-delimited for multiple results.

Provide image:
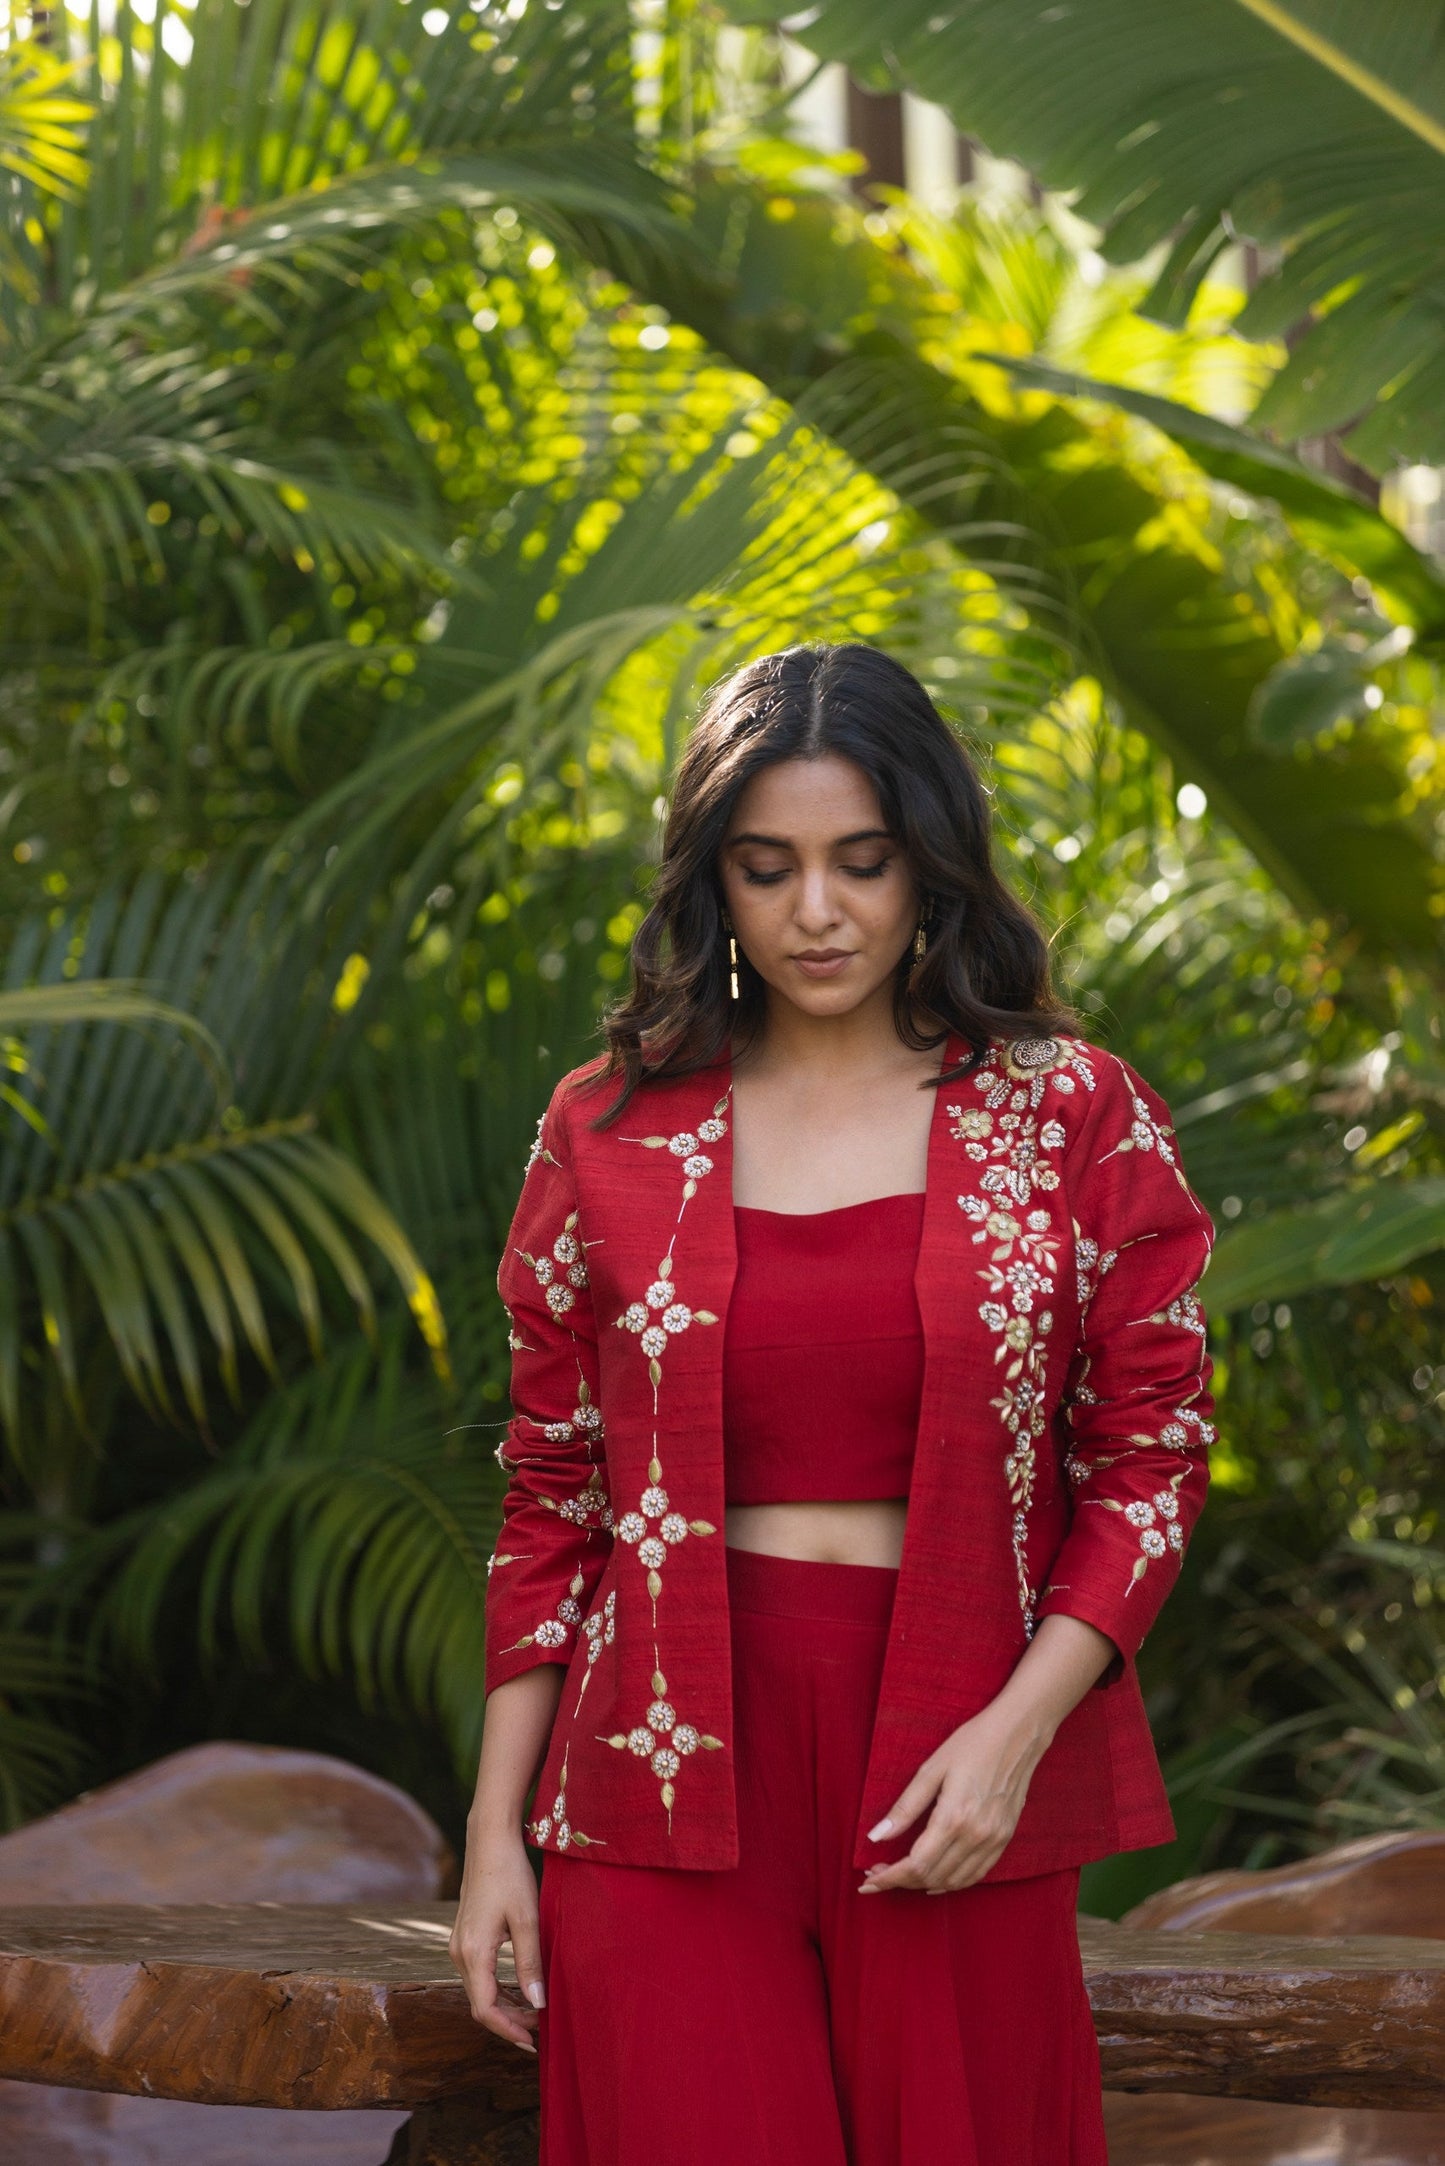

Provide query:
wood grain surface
left=3, top=1904, right=1445, bottom=2114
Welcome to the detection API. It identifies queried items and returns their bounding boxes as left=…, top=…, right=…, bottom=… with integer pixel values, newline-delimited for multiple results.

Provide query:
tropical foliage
left=0, top=0, right=1440, bottom=1897
left=721, top=0, right=1445, bottom=470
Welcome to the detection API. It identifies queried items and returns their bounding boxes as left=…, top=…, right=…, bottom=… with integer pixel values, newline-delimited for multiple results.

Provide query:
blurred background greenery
left=0, top=0, right=1441, bottom=1907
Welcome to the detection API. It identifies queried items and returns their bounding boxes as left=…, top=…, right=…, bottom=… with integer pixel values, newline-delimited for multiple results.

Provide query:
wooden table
left=2, top=1904, right=1444, bottom=2162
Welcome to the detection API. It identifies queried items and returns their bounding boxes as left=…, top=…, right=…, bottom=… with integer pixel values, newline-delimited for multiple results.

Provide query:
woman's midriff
left=723, top=1496, right=908, bottom=1568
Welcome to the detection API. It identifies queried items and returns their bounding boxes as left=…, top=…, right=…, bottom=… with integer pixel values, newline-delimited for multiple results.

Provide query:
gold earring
left=722, top=909, right=739, bottom=1000
left=913, top=917, right=927, bottom=964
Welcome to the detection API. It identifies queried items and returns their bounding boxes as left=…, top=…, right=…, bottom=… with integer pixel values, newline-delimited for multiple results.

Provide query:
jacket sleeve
left=483, top=1081, right=613, bottom=1698
left=1034, top=1053, right=1215, bottom=1665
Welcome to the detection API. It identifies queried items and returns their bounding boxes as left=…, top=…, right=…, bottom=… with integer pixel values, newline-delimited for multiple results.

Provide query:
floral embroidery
left=1161, top=1404, right=1217, bottom=1451
left=1155, top=1288, right=1207, bottom=1339
left=1097, top=1086, right=1193, bottom=1195
left=528, top=1747, right=602, bottom=1850
left=599, top=1654, right=724, bottom=1832
left=572, top=1586, right=617, bottom=1712
left=523, top=1114, right=561, bottom=1179
left=1073, top=1229, right=1117, bottom=1311
left=1087, top=1468, right=1190, bottom=1592
left=952, top=1038, right=1089, bottom=1633
left=497, top=1564, right=588, bottom=1659
left=616, top=1452, right=716, bottom=1619
left=530, top=1086, right=732, bottom=1848
left=620, top=1095, right=731, bottom=1227
left=515, top=1212, right=590, bottom=1319
left=549, top=1467, right=613, bottom=1534
left=616, top=1259, right=718, bottom=1371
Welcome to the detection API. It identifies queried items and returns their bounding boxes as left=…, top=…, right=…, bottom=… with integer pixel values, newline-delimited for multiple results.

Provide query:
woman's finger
left=865, top=1758, right=943, bottom=1845
left=507, top=1910, right=547, bottom=2013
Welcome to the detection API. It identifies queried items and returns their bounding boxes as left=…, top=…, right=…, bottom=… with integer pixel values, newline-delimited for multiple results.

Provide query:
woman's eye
left=740, top=868, right=787, bottom=886
left=843, top=861, right=889, bottom=880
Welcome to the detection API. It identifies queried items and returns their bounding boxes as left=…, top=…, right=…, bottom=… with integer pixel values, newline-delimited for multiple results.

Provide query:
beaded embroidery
left=951, top=1037, right=1095, bottom=1632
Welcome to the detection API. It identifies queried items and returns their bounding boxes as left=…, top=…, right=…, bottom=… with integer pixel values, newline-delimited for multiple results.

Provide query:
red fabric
left=484, top=1031, right=1215, bottom=1876
left=536, top=1544, right=1108, bottom=2166
left=723, top=1193, right=925, bottom=1504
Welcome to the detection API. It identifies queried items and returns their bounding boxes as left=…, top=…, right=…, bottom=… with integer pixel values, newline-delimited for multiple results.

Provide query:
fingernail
left=868, top=1819, right=893, bottom=1840
left=517, top=2038, right=537, bottom=2054
left=526, top=1980, right=546, bottom=2009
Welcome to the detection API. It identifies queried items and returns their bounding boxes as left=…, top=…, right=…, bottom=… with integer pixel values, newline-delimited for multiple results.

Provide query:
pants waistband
left=724, top=1541, right=899, bottom=1626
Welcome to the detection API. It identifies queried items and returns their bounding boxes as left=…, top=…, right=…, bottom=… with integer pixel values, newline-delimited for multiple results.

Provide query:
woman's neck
left=737, top=985, right=935, bottom=1086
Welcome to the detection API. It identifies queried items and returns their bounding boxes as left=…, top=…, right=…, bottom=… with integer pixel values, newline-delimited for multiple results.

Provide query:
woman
left=451, top=643, right=1215, bottom=2164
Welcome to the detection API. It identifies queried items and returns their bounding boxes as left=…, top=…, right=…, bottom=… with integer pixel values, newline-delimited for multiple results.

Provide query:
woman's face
left=718, top=754, right=919, bottom=1022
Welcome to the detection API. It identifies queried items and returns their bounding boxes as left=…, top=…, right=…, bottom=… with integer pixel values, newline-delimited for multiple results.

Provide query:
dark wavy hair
left=592, top=643, right=1072, bottom=1120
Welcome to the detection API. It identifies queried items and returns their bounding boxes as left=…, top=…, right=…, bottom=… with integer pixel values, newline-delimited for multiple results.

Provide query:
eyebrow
left=725, top=827, right=894, bottom=849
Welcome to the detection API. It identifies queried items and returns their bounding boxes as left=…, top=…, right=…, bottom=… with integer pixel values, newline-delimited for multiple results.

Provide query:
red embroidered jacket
left=484, top=1033, right=1215, bottom=1878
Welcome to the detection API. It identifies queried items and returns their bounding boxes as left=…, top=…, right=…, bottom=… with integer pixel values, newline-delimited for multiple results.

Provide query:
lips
left=791, top=949, right=854, bottom=977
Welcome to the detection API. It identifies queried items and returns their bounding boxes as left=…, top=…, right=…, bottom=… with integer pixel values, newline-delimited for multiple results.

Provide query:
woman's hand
left=449, top=1824, right=547, bottom=2051
left=859, top=1611, right=1118, bottom=1894
left=857, top=1698, right=1048, bottom=1893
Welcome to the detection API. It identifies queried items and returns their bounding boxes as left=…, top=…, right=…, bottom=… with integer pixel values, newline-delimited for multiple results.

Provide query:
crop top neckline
left=732, top=1191, right=925, bottom=1223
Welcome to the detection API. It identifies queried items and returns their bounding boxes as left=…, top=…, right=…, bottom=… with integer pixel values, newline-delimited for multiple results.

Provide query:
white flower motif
left=534, top=1618, right=568, bottom=1647
left=1160, top=1421, right=1189, bottom=1448
left=671, top=1723, right=699, bottom=1755
left=617, top=1513, right=648, bottom=1544
left=640, top=1325, right=668, bottom=1358
left=1152, top=1489, right=1180, bottom=1520
left=640, top=1484, right=669, bottom=1517
left=567, top=1260, right=589, bottom=1289
left=544, top=1421, right=574, bottom=1443
left=552, top=1232, right=580, bottom=1266
left=697, top=1117, right=727, bottom=1144
left=1140, top=1528, right=1167, bottom=1558
left=558, top=1596, right=582, bottom=1624
left=646, top=1279, right=675, bottom=1310
left=668, top=1132, right=699, bottom=1158
left=659, top=1513, right=689, bottom=1544
left=650, top=1747, right=680, bottom=1779
left=683, top=1154, right=713, bottom=1179
left=1167, top=1522, right=1184, bottom=1552
left=555, top=1820, right=572, bottom=1849
left=622, top=1302, right=649, bottom=1333
left=545, top=1283, right=575, bottom=1317
left=637, top=1537, right=667, bottom=1568
left=532, top=1255, right=554, bottom=1285
left=626, top=1726, right=654, bottom=1756
left=662, top=1303, right=692, bottom=1334
left=532, top=1815, right=552, bottom=1843
left=647, top=1699, right=675, bottom=1732
left=1125, top=1499, right=1157, bottom=1528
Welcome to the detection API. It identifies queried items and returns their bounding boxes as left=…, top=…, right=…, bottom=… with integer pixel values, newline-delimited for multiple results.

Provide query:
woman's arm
left=858, top=1613, right=1116, bottom=1893
left=449, top=1080, right=613, bottom=2033
left=449, top=1667, right=565, bottom=2047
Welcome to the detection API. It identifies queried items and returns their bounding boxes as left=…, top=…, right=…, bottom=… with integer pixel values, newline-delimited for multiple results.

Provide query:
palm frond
left=728, top=0, right=1445, bottom=468
left=0, top=868, right=446, bottom=1457
left=92, top=1340, right=498, bottom=1776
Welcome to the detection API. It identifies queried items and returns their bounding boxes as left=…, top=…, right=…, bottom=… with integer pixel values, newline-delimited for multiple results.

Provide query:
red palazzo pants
left=535, top=1544, right=1108, bottom=2165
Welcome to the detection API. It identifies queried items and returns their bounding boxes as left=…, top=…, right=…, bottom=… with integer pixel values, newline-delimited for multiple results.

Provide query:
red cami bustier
left=722, top=1192, right=926, bottom=1505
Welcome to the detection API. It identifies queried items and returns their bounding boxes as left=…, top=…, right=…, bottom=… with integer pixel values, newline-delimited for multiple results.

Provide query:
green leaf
left=724, top=0, right=1445, bottom=468
left=1246, top=644, right=1372, bottom=749
left=980, top=357, right=1445, bottom=641
left=1204, top=1177, right=1445, bottom=1310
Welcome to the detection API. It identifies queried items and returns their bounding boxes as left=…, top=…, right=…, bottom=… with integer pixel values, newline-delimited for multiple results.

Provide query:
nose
left=794, top=864, right=842, bottom=936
